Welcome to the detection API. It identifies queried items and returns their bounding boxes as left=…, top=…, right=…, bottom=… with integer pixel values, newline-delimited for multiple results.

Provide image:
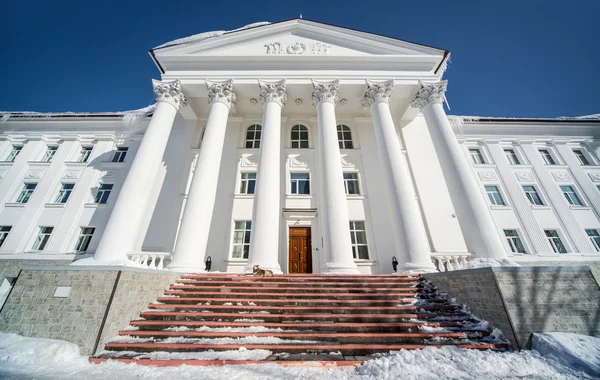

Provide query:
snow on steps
left=92, top=273, right=509, bottom=366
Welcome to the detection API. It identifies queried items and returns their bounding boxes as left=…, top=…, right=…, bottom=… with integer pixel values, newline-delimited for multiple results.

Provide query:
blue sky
left=1, top=0, right=598, bottom=117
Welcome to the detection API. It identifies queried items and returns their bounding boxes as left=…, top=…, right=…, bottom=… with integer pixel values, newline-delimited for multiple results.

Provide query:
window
left=0, top=226, right=11, bottom=248
left=239, top=173, right=256, bottom=194
left=55, top=183, right=74, bottom=204
left=337, top=125, right=353, bottom=149
left=290, top=173, right=310, bottom=194
left=485, top=185, right=505, bottom=206
left=112, top=147, right=128, bottom=163
left=560, top=186, right=583, bottom=206
left=545, top=230, right=567, bottom=253
left=78, top=147, right=92, bottom=163
left=245, top=124, right=262, bottom=149
left=470, top=148, right=485, bottom=164
left=95, top=184, right=113, bottom=204
left=573, top=149, right=590, bottom=166
left=586, top=229, right=600, bottom=252
left=41, top=146, right=58, bottom=162
left=504, top=230, right=526, bottom=253
left=349, top=221, right=369, bottom=259
left=523, top=185, right=543, bottom=205
left=232, top=221, right=251, bottom=259
left=343, top=173, right=360, bottom=195
left=539, top=149, right=556, bottom=165
left=6, top=146, right=22, bottom=162
left=32, top=227, right=53, bottom=251
left=504, top=149, right=520, bottom=165
left=16, top=183, right=37, bottom=203
left=291, top=125, right=309, bottom=148
left=75, top=227, right=95, bottom=252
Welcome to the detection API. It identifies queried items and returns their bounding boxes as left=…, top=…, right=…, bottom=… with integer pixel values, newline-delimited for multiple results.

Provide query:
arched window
left=245, top=124, right=262, bottom=148
left=337, top=125, right=353, bottom=149
left=291, top=125, right=309, bottom=148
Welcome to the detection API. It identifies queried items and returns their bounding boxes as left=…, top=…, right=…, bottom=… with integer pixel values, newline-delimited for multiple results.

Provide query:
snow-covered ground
left=0, top=332, right=598, bottom=379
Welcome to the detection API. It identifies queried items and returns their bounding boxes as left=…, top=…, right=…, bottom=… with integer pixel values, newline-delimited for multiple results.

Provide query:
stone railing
left=128, top=253, right=171, bottom=270
left=431, top=253, right=471, bottom=272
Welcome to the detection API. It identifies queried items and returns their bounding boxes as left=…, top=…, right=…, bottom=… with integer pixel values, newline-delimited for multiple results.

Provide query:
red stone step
left=181, top=274, right=420, bottom=280
left=89, top=358, right=364, bottom=367
left=169, top=285, right=433, bottom=293
left=155, top=296, right=449, bottom=305
left=163, top=290, right=430, bottom=299
left=103, top=342, right=509, bottom=355
left=175, top=280, right=421, bottom=288
left=129, top=320, right=469, bottom=332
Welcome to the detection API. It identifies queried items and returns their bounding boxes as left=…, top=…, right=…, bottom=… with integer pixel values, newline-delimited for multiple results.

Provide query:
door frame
left=282, top=209, right=317, bottom=274
left=288, top=226, right=313, bottom=274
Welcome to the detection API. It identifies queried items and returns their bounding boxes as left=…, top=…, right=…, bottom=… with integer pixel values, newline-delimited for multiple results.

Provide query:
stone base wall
left=0, top=259, right=76, bottom=281
left=424, top=266, right=600, bottom=349
left=0, top=266, right=179, bottom=355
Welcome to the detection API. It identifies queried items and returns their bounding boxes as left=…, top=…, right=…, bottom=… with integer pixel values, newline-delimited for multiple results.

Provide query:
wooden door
left=288, top=227, right=312, bottom=274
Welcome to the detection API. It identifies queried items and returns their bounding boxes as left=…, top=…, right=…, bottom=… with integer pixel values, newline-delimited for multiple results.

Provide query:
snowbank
left=532, top=332, right=600, bottom=378
left=462, top=258, right=520, bottom=269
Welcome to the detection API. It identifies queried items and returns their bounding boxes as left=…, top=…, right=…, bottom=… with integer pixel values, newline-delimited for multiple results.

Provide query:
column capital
left=311, top=80, right=339, bottom=106
left=361, top=80, right=394, bottom=107
left=206, top=80, right=237, bottom=108
left=259, top=79, right=287, bottom=107
left=152, top=79, right=187, bottom=109
left=410, top=80, right=448, bottom=110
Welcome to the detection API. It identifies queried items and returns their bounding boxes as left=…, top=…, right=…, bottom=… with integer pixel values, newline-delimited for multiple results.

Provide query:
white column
left=94, top=79, right=187, bottom=263
left=313, top=80, right=359, bottom=274
left=245, top=80, right=286, bottom=273
left=168, top=80, right=236, bottom=271
left=411, top=81, right=507, bottom=259
left=362, top=81, right=435, bottom=271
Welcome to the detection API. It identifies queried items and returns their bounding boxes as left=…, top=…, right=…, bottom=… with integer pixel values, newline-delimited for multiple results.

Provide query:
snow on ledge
left=461, top=258, right=521, bottom=270
left=154, top=22, right=271, bottom=49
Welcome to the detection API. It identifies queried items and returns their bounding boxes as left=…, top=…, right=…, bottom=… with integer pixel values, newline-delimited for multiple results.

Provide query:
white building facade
left=0, top=20, right=599, bottom=274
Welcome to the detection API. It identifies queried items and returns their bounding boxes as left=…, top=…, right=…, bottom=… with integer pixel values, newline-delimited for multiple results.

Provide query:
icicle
left=0, top=114, right=10, bottom=123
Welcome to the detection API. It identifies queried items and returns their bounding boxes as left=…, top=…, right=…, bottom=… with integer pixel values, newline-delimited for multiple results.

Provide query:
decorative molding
left=410, top=80, right=448, bottom=110
left=515, top=172, right=534, bottom=182
left=552, top=172, right=571, bottom=182
left=340, top=154, right=357, bottom=169
left=478, top=171, right=497, bottom=181
left=259, top=80, right=287, bottom=106
left=264, top=42, right=330, bottom=55
left=240, top=154, right=258, bottom=168
left=206, top=80, right=236, bottom=108
left=588, top=173, right=600, bottom=182
left=152, top=79, right=187, bottom=109
left=311, top=80, right=339, bottom=106
left=63, top=170, right=81, bottom=179
left=102, top=170, right=117, bottom=178
left=26, top=170, right=43, bottom=179
left=287, top=154, right=308, bottom=168
left=361, top=80, right=394, bottom=107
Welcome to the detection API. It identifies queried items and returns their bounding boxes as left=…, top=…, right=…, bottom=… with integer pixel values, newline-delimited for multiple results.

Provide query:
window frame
left=469, top=148, right=486, bottom=165
left=0, top=226, right=11, bottom=248
left=538, top=149, right=557, bottom=165
left=78, top=146, right=93, bottom=163
left=336, top=125, right=353, bottom=149
left=41, top=146, right=58, bottom=162
left=586, top=229, right=600, bottom=252
left=544, top=229, right=567, bottom=254
left=244, top=124, right=262, bottom=149
left=349, top=221, right=369, bottom=260
left=95, top=183, right=113, bottom=204
left=6, top=145, right=23, bottom=162
left=504, top=149, right=521, bottom=165
left=522, top=185, right=544, bottom=206
left=112, top=147, right=128, bottom=163
left=343, top=172, right=361, bottom=195
left=75, top=227, right=95, bottom=252
left=290, top=172, right=311, bottom=195
left=239, top=172, right=257, bottom=195
left=231, top=220, right=252, bottom=259
left=290, top=124, right=309, bottom=149
left=32, top=226, right=54, bottom=251
left=16, top=183, right=37, bottom=204
left=572, top=149, right=591, bottom=166
left=55, top=183, right=75, bottom=204
left=560, top=185, right=584, bottom=206
left=503, top=229, right=526, bottom=254
left=484, top=185, right=506, bottom=206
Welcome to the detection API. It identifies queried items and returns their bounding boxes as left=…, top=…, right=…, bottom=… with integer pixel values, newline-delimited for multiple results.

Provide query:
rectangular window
left=523, top=185, right=543, bottom=205
left=78, top=147, right=92, bottom=163
left=349, top=221, right=369, bottom=259
left=573, top=149, right=590, bottom=166
left=41, top=146, right=58, bottom=162
left=343, top=173, right=360, bottom=195
left=232, top=221, right=251, bottom=259
left=485, top=185, right=505, bottom=206
left=504, top=149, right=520, bottom=165
left=586, top=229, right=600, bottom=252
left=112, top=147, right=128, bottom=163
left=0, top=226, right=11, bottom=248
left=469, top=148, right=485, bottom=164
left=55, top=183, right=74, bottom=204
left=504, top=230, right=526, bottom=253
left=560, top=185, right=583, bottom=206
left=6, top=146, right=22, bottom=162
left=16, top=183, right=37, bottom=203
left=75, top=227, right=95, bottom=252
left=32, top=226, right=53, bottom=250
left=95, top=184, right=113, bottom=204
left=290, top=173, right=310, bottom=195
left=239, top=173, right=256, bottom=194
left=545, top=230, right=567, bottom=253
left=539, top=149, right=556, bottom=165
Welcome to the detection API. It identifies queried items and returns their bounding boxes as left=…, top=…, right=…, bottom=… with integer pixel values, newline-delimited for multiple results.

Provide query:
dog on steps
left=252, top=265, right=274, bottom=277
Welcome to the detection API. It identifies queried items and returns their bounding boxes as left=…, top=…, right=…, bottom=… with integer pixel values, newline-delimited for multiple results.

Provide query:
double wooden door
left=288, top=227, right=312, bottom=274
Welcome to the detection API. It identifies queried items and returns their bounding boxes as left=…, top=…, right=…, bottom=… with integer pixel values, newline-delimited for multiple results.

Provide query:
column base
left=325, top=262, right=361, bottom=274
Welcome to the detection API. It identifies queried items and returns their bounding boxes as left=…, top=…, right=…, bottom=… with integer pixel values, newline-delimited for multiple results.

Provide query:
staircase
left=91, top=273, right=509, bottom=366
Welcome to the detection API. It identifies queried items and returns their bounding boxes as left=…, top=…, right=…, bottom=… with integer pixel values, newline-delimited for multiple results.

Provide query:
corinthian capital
left=206, top=80, right=236, bottom=108
left=311, top=80, right=339, bottom=106
left=410, top=80, right=448, bottom=110
left=152, top=79, right=187, bottom=109
left=259, top=80, right=287, bottom=106
left=361, top=80, right=394, bottom=107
